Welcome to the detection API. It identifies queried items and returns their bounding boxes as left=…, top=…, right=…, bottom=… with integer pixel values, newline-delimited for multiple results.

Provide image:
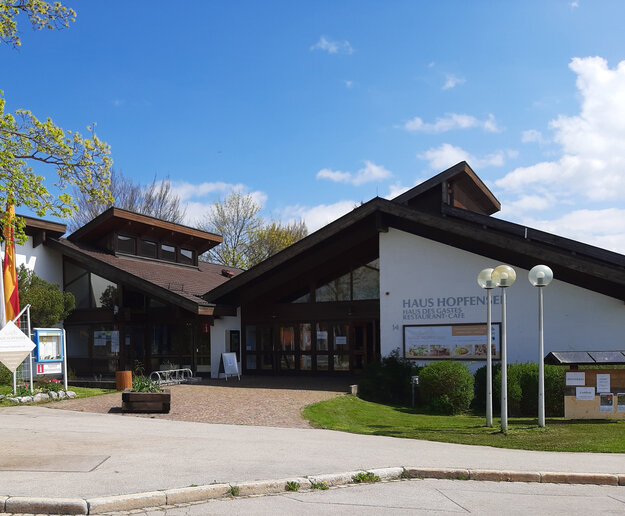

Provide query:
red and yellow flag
left=3, top=205, right=19, bottom=322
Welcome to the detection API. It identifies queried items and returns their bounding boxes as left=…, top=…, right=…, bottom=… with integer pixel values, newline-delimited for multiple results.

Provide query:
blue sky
left=4, top=1, right=625, bottom=252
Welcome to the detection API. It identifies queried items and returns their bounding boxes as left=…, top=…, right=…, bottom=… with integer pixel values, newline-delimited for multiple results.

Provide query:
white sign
left=219, top=352, right=240, bottom=380
left=36, top=362, right=62, bottom=375
left=0, top=321, right=35, bottom=372
left=596, top=374, right=611, bottom=393
left=576, top=386, right=595, bottom=401
left=565, top=371, right=586, bottom=386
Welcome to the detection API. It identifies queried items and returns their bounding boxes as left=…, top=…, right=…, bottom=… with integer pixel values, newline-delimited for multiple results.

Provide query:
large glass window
left=66, top=325, right=89, bottom=357
left=316, top=272, right=350, bottom=302
left=92, top=274, right=117, bottom=308
left=352, top=259, right=380, bottom=300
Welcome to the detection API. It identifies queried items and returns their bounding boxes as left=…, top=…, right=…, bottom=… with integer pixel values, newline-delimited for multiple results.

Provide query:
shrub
left=358, top=349, right=420, bottom=405
left=472, top=363, right=501, bottom=412
left=0, top=363, right=12, bottom=386
left=493, top=363, right=565, bottom=417
left=419, top=361, right=474, bottom=414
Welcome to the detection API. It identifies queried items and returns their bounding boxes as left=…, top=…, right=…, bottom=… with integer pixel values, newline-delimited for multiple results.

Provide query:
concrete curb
left=2, top=466, right=624, bottom=514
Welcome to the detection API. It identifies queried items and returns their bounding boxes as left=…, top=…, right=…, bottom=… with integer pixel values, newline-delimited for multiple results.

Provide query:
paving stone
left=87, top=492, right=166, bottom=514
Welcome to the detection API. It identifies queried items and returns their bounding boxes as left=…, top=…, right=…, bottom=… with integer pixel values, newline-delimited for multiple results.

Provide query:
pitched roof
left=68, top=207, right=222, bottom=254
left=204, top=163, right=625, bottom=305
left=47, top=238, right=241, bottom=315
left=392, top=161, right=501, bottom=215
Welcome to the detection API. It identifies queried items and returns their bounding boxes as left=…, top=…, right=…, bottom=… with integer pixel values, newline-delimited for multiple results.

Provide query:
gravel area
left=51, top=377, right=353, bottom=428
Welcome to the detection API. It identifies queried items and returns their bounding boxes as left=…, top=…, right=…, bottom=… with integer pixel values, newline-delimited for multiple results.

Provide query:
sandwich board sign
left=0, top=321, right=35, bottom=373
left=218, top=352, right=240, bottom=380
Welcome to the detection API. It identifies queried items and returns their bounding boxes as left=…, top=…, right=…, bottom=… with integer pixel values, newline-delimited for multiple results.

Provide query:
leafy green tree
left=0, top=1, right=112, bottom=242
left=0, top=0, right=75, bottom=48
left=17, top=265, right=75, bottom=327
left=246, top=220, right=307, bottom=267
left=198, top=192, right=307, bottom=269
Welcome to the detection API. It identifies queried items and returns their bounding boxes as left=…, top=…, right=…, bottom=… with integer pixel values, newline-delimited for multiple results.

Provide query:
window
left=160, top=244, right=176, bottom=261
left=316, top=272, right=350, bottom=302
left=139, top=239, right=158, bottom=258
left=179, top=248, right=194, bottom=265
left=352, top=259, right=380, bottom=300
left=117, top=235, right=136, bottom=254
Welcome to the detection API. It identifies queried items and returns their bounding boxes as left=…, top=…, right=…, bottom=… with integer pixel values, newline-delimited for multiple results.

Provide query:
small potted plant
left=121, top=375, right=170, bottom=413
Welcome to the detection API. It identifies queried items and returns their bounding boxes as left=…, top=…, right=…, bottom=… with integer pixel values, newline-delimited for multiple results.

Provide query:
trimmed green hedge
left=419, top=361, right=474, bottom=414
left=358, top=349, right=420, bottom=405
left=493, top=363, right=565, bottom=417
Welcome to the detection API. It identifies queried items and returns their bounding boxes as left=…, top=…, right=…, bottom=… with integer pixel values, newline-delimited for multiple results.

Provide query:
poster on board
left=218, top=352, right=240, bottom=380
left=403, top=323, right=500, bottom=360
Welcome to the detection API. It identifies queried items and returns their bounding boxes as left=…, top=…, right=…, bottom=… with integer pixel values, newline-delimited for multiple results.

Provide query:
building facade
left=12, top=162, right=625, bottom=378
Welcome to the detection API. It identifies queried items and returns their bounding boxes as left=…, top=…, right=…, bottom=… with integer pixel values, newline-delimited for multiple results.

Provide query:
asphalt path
left=1, top=406, right=625, bottom=500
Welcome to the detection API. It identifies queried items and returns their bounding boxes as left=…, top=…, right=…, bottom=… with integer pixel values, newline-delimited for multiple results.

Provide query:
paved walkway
left=50, top=377, right=352, bottom=428
left=1, top=404, right=625, bottom=501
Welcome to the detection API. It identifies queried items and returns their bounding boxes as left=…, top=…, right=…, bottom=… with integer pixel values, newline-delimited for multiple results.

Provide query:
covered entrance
left=243, top=319, right=378, bottom=374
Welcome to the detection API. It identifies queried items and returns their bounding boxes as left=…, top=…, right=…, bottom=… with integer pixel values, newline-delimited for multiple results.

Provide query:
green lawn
left=303, top=395, right=625, bottom=453
left=0, top=384, right=114, bottom=406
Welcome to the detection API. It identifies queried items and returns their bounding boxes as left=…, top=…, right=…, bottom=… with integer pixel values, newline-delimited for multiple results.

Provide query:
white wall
left=210, top=307, right=241, bottom=378
left=2, top=236, right=63, bottom=287
left=380, top=228, right=625, bottom=367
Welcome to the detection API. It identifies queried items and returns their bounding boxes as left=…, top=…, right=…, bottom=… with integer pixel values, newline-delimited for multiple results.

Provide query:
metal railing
left=149, top=368, right=196, bottom=386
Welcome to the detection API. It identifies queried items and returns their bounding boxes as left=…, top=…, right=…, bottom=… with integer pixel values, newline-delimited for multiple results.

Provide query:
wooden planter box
left=122, top=389, right=170, bottom=414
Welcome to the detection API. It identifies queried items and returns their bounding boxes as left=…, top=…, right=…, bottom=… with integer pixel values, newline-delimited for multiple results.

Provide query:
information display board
left=403, top=323, right=500, bottom=360
left=33, top=329, right=64, bottom=362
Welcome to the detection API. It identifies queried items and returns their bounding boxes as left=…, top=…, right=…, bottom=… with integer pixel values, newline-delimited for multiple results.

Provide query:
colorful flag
left=3, top=205, right=19, bottom=323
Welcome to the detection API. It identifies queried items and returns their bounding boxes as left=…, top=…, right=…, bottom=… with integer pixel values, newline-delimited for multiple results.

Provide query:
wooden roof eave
left=46, top=238, right=217, bottom=316
left=205, top=197, right=625, bottom=304
left=384, top=201, right=625, bottom=301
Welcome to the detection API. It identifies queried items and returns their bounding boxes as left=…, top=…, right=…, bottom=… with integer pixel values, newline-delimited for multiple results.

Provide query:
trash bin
left=116, top=370, right=132, bottom=391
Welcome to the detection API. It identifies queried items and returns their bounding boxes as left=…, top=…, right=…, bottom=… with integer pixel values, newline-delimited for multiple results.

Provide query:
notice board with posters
left=403, top=323, right=501, bottom=360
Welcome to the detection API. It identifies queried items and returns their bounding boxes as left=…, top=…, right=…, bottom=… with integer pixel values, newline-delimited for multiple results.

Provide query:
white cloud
left=344, top=80, right=354, bottom=88
left=418, top=143, right=509, bottom=170
left=403, top=113, right=500, bottom=133
left=442, top=74, right=465, bottom=90
left=497, top=57, right=625, bottom=202
left=111, top=99, right=124, bottom=107
left=310, top=36, right=353, bottom=55
left=521, top=129, right=548, bottom=144
left=282, top=200, right=356, bottom=233
left=520, top=208, right=625, bottom=254
left=386, top=181, right=412, bottom=199
left=171, top=181, right=267, bottom=226
left=316, top=160, right=392, bottom=186
left=570, top=1, right=579, bottom=8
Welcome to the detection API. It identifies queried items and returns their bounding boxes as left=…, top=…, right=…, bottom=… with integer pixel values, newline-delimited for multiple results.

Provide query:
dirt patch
left=52, top=376, right=353, bottom=428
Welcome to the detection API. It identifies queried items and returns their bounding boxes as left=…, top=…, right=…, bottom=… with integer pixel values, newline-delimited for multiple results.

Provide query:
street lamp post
left=528, top=264, right=553, bottom=428
left=477, top=268, right=495, bottom=427
left=491, top=264, right=516, bottom=432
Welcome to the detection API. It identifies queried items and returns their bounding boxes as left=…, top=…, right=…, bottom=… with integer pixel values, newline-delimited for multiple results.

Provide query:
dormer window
left=139, top=239, right=158, bottom=259
left=160, top=244, right=176, bottom=261
left=179, top=248, right=194, bottom=265
left=117, top=235, right=136, bottom=254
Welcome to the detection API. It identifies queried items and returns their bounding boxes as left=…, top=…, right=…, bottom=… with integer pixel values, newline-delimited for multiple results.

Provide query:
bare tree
left=68, top=169, right=186, bottom=231
left=198, top=192, right=307, bottom=269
